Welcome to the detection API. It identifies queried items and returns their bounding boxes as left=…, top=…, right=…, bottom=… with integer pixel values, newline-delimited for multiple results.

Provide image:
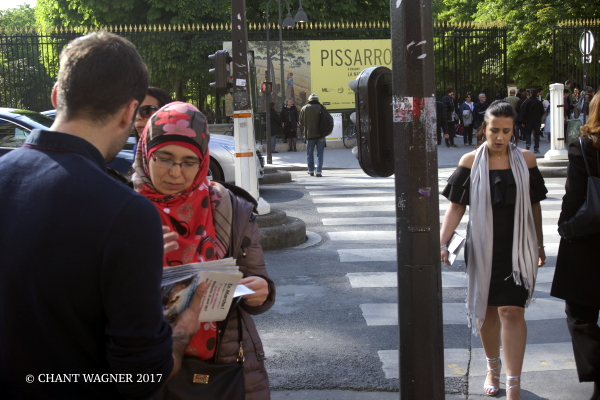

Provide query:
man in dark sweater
left=0, top=32, right=206, bottom=400
left=473, top=93, right=489, bottom=134
left=441, top=87, right=458, bottom=148
left=518, top=88, right=546, bottom=153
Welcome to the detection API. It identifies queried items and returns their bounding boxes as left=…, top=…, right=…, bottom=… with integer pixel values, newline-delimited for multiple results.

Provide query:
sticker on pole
left=236, top=78, right=247, bottom=87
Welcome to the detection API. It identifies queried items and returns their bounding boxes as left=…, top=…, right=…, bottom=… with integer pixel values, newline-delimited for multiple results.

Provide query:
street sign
left=582, top=55, right=593, bottom=64
left=579, top=30, right=595, bottom=55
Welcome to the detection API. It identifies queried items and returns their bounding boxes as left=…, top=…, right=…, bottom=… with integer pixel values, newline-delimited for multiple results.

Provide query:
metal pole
left=231, top=0, right=260, bottom=200
left=390, top=0, right=445, bottom=398
left=265, top=1, right=273, bottom=164
left=552, top=28, right=557, bottom=84
left=278, top=0, right=285, bottom=110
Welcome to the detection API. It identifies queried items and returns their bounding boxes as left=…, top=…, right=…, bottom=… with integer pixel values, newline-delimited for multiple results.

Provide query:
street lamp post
left=265, top=0, right=308, bottom=164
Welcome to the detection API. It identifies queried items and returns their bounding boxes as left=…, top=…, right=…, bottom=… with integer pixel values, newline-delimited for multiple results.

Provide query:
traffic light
left=209, top=50, right=232, bottom=95
left=260, top=81, right=272, bottom=93
left=348, top=66, right=393, bottom=177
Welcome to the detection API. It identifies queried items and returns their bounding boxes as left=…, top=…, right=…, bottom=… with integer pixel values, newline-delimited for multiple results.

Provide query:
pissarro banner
left=223, top=39, right=391, bottom=112
left=310, top=39, right=392, bottom=108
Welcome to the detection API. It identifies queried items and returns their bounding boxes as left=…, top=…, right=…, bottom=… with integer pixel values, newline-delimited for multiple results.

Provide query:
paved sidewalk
left=264, top=137, right=555, bottom=172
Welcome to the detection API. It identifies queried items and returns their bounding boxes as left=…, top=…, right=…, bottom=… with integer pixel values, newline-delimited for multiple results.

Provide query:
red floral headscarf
left=132, top=102, right=228, bottom=359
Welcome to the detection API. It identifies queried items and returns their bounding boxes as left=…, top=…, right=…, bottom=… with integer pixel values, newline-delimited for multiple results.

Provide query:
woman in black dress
left=552, top=92, right=600, bottom=400
left=281, top=97, right=299, bottom=151
left=440, top=101, right=547, bottom=399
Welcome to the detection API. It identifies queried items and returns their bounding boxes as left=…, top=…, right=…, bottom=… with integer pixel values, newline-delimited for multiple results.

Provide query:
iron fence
left=553, top=21, right=600, bottom=91
left=0, top=22, right=507, bottom=114
left=434, top=22, right=507, bottom=100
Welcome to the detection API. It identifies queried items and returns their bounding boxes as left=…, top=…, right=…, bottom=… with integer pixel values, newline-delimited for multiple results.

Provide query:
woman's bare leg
left=498, top=306, right=527, bottom=400
left=480, top=306, right=501, bottom=394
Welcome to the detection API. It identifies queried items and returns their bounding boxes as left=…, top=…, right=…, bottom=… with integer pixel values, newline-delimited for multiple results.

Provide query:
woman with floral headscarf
left=132, top=102, right=275, bottom=399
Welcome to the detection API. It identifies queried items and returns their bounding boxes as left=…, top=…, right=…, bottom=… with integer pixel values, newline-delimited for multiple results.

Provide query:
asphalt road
left=253, top=142, right=594, bottom=399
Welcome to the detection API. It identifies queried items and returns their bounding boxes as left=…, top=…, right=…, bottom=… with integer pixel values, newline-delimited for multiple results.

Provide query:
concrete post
left=545, top=83, right=568, bottom=160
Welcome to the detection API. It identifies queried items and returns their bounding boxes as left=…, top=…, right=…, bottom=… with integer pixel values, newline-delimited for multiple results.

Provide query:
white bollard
left=545, top=83, right=568, bottom=160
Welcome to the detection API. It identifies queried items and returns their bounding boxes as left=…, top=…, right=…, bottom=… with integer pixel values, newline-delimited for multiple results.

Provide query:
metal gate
left=434, top=22, right=507, bottom=99
left=553, top=21, right=600, bottom=90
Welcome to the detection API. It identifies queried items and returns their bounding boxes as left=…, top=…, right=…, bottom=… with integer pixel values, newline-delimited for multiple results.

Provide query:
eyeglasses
left=138, top=105, right=159, bottom=118
left=150, top=153, right=200, bottom=172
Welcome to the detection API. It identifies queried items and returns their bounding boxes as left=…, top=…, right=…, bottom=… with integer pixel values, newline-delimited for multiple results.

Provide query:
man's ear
left=118, top=99, right=139, bottom=128
left=51, top=85, right=59, bottom=108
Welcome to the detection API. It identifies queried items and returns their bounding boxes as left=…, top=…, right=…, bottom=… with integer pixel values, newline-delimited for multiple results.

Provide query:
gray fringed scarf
left=466, top=143, right=538, bottom=335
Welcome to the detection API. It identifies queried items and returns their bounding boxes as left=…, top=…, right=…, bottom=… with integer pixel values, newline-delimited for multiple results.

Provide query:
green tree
left=0, top=5, right=52, bottom=110
left=245, top=0, right=390, bottom=24
left=35, top=0, right=230, bottom=27
left=434, top=0, right=600, bottom=86
left=0, top=4, right=36, bottom=28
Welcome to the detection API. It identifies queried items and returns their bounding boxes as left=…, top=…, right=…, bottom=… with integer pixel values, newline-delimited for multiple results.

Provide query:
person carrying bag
left=552, top=92, right=600, bottom=399
left=132, top=102, right=276, bottom=400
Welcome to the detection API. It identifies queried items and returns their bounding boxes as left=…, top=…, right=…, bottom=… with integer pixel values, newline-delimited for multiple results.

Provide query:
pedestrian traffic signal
left=261, top=81, right=272, bottom=93
left=348, top=66, right=394, bottom=177
left=209, top=50, right=233, bottom=95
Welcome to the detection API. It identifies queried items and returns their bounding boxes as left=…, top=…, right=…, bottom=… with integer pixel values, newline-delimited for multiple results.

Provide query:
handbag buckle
left=193, top=374, right=209, bottom=384
left=236, top=342, right=245, bottom=363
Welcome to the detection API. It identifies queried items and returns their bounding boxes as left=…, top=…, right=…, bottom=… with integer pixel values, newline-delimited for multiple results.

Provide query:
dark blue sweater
left=0, top=130, right=173, bottom=399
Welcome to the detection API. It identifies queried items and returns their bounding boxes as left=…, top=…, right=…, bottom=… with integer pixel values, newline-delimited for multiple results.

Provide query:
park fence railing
left=553, top=20, right=600, bottom=91
left=0, top=22, right=507, bottom=114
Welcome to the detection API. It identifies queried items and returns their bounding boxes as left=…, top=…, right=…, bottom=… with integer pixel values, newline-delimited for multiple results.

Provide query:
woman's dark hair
left=147, top=87, right=173, bottom=107
left=465, top=91, right=472, bottom=99
left=476, top=100, right=516, bottom=146
left=580, top=92, right=600, bottom=149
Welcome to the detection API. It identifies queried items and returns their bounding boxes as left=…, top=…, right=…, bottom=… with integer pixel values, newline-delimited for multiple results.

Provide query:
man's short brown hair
left=56, top=31, right=148, bottom=124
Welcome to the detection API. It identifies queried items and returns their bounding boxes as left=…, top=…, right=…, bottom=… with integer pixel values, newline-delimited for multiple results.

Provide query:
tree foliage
left=0, top=4, right=36, bottom=29
left=35, top=0, right=231, bottom=27
left=245, top=0, right=390, bottom=24
left=434, top=0, right=600, bottom=87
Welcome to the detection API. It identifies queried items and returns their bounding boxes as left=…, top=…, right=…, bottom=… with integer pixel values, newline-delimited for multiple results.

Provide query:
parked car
left=1, top=108, right=265, bottom=183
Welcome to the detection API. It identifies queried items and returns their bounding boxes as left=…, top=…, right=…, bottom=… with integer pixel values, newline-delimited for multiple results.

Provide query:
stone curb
left=537, top=158, right=568, bottom=178
left=256, top=209, right=287, bottom=228
left=259, top=216, right=306, bottom=251
left=538, top=166, right=568, bottom=178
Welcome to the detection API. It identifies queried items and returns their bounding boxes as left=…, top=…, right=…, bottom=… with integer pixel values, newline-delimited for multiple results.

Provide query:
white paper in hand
left=447, top=231, right=466, bottom=265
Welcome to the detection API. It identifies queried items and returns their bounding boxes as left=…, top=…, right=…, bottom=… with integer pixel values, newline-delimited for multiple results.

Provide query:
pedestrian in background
left=133, top=102, right=275, bottom=400
left=473, top=93, right=489, bottom=133
left=134, top=87, right=173, bottom=156
left=515, top=91, right=527, bottom=140
left=460, top=92, right=475, bottom=146
left=551, top=92, right=600, bottom=400
left=269, top=102, right=281, bottom=153
left=441, top=100, right=547, bottom=399
left=442, top=87, right=458, bottom=148
left=543, top=93, right=552, bottom=142
left=436, top=100, right=449, bottom=146
left=582, top=93, right=592, bottom=124
left=300, top=93, right=326, bottom=177
left=281, top=97, right=299, bottom=152
left=505, top=89, right=520, bottom=113
left=518, top=88, right=545, bottom=153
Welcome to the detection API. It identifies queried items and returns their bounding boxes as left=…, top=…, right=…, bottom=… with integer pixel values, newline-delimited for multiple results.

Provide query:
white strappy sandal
left=484, top=356, right=502, bottom=396
left=506, top=375, right=521, bottom=399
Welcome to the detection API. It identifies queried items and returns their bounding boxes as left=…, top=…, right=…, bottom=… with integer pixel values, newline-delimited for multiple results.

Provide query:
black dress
left=442, top=166, right=548, bottom=307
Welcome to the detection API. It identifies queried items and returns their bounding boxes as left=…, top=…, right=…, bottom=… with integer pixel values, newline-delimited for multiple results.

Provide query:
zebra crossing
left=293, top=168, right=576, bottom=388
